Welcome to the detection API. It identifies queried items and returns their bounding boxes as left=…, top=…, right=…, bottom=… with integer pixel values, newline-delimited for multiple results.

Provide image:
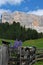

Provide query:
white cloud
left=0, top=0, right=24, bottom=6
left=0, top=9, right=11, bottom=14
left=27, top=9, right=43, bottom=16
left=7, top=0, right=24, bottom=5
left=0, top=9, right=11, bottom=18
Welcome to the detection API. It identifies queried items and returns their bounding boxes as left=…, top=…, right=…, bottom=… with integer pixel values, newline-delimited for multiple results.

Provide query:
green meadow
left=23, top=38, right=43, bottom=49
left=0, top=38, right=43, bottom=65
left=0, top=38, right=43, bottom=49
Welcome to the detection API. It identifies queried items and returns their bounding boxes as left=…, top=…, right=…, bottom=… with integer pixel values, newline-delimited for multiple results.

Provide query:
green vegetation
left=23, top=38, right=43, bottom=48
left=0, top=22, right=43, bottom=41
left=0, top=39, right=14, bottom=45
left=23, top=38, right=43, bottom=65
left=33, top=61, right=43, bottom=65
left=0, top=38, right=43, bottom=65
left=0, top=38, right=43, bottom=49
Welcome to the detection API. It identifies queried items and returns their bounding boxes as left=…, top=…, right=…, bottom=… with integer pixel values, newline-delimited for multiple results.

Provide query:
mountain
left=2, top=11, right=43, bottom=32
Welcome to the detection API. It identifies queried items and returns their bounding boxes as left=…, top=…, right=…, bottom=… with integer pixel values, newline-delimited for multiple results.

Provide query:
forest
left=0, top=21, right=43, bottom=41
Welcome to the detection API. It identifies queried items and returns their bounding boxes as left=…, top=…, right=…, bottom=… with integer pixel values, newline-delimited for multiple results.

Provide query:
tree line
left=0, top=21, right=43, bottom=41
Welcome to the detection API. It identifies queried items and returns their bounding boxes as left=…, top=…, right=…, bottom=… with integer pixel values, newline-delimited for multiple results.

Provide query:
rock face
left=2, top=11, right=43, bottom=32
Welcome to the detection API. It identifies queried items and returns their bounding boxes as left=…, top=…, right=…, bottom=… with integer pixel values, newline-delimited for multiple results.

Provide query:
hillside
left=23, top=38, right=43, bottom=48
left=0, top=38, right=43, bottom=65
left=0, top=38, right=43, bottom=48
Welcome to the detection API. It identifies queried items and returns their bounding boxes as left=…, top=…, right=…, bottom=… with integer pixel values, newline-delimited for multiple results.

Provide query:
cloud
left=0, top=0, right=24, bottom=6
left=0, top=9, right=11, bottom=18
left=27, top=9, right=43, bottom=16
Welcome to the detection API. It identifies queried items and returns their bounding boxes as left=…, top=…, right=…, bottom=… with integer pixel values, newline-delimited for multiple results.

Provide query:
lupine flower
left=14, top=39, right=22, bottom=48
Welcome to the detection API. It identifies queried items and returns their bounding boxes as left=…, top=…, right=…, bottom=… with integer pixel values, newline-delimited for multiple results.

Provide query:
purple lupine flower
left=14, top=39, right=19, bottom=48
left=18, top=40, right=22, bottom=46
left=14, top=40, right=22, bottom=48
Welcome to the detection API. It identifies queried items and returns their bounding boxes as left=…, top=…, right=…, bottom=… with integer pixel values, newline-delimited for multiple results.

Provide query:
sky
left=0, top=0, right=43, bottom=17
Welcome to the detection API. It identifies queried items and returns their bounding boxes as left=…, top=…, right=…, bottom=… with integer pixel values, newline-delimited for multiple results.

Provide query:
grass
left=22, top=38, right=43, bottom=65
left=0, top=38, right=43, bottom=65
left=0, top=39, right=14, bottom=45
left=23, top=38, right=43, bottom=49
left=0, top=38, right=43, bottom=48
left=33, top=61, right=43, bottom=65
